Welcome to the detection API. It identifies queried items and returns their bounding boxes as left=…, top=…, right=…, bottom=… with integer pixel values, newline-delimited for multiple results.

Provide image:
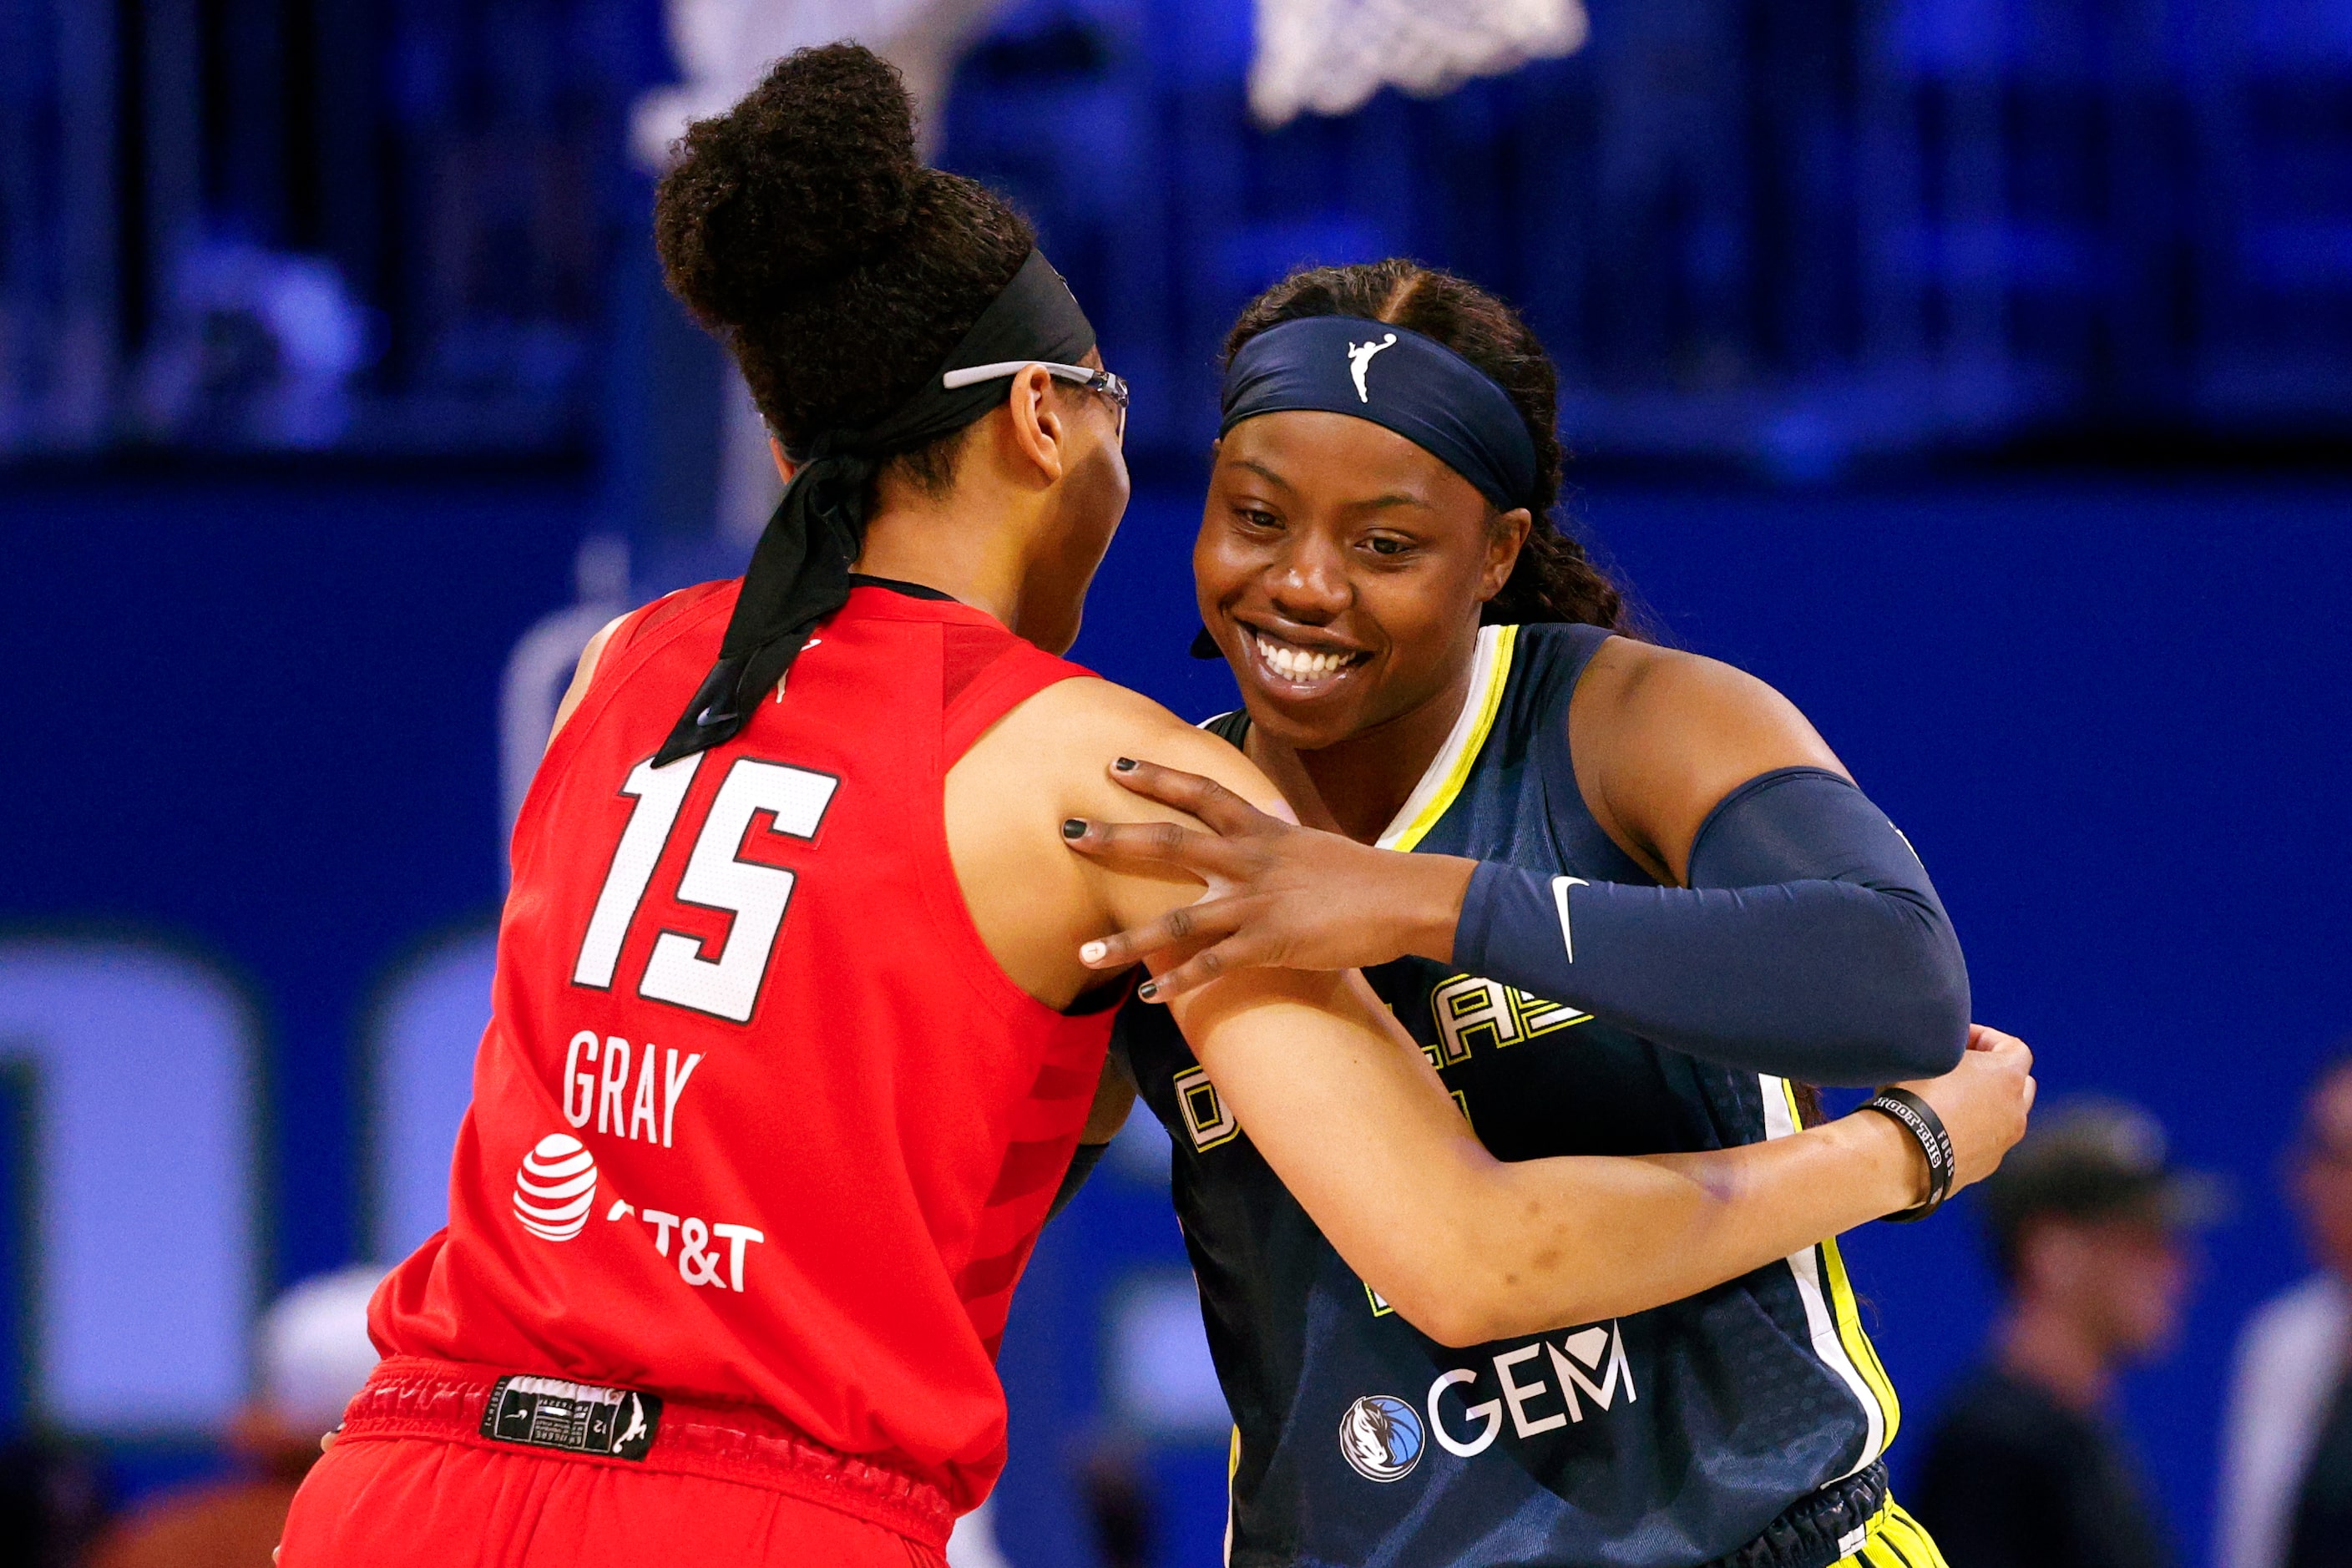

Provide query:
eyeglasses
left=942, top=361, right=1129, bottom=443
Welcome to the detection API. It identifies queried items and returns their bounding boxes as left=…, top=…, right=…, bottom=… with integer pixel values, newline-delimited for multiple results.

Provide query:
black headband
left=655, top=249, right=1095, bottom=766
left=1218, top=316, right=1538, bottom=513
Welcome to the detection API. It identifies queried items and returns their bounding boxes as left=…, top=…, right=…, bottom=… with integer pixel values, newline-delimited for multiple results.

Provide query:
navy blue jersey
left=1120, top=623, right=1904, bottom=1568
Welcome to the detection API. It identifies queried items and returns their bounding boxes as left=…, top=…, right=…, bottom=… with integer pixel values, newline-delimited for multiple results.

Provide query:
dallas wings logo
left=1338, top=1393, right=1425, bottom=1482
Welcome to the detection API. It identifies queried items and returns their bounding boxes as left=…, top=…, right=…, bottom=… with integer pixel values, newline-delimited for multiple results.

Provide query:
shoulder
left=1561, top=637, right=1846, bottom=878
left=569, top=581, right=736, bottom=697
left=1575, top=638, right=1845, bottom=807
left=974, top=678, right=1289, bottom=821
left=1576, top=639, right=1829, bottom=758
left=943, top=676, right=1291, bottom=1006
left=607, top=579, right=738, bottom=665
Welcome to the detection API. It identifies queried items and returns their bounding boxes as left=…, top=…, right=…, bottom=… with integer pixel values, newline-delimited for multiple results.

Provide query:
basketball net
left=630, top=0, right=1013, bottom=170
left=1250, top=0, right=1589, bottom=127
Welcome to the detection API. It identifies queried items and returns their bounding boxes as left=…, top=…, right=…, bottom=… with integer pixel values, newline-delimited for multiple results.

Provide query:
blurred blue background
left=1, top=0, right=2348, bottom=1562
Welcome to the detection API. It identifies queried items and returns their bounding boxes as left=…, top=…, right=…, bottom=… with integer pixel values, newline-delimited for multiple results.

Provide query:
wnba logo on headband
left=1347, top=333, right=1397, bottom=402
left=1222, top=316, right=1538, bottom=513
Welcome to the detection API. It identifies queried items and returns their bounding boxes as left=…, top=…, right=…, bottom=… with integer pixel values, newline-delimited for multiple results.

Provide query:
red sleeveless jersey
left=372, top=580, right=1117, bottom=1511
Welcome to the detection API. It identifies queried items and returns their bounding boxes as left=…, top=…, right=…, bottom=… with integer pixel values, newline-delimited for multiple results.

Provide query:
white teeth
left=1254, top=635, right=1353, bottom=682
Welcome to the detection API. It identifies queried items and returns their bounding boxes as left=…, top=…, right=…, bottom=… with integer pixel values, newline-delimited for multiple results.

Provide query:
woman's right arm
left=1025, top=684, right=2035, bottom=1349
left=1165, top=959, right=2030, bottom=1347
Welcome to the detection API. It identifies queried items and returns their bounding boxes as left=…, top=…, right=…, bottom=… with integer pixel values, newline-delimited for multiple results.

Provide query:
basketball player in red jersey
left=277, top=44, right=2031, bottom=1568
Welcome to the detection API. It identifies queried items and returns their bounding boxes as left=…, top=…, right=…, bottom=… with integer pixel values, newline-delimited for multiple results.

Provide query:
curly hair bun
left=657, top=43, right=927, bottom=329
left=651, top=39, right=1034, bottom=448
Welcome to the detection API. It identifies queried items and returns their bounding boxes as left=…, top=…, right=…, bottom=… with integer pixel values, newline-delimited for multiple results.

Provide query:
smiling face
left=1194, top=410, right=1527, bottom=752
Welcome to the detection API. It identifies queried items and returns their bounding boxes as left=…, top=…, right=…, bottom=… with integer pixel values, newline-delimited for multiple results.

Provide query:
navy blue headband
left=1219, top=316, right=1539, bottom=512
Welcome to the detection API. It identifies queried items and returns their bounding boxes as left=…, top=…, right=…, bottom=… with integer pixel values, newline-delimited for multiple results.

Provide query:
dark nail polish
left=1062, top=819, right=1087, bottom=840
left=1137, top=979, right=1159, bottom=1001
left=1114, top=757, right=1137, bottom=771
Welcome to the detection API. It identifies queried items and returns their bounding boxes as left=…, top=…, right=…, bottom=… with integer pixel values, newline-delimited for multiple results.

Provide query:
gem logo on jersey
left=512, top=1134, right=598, bottom=1241
left=1338, top=1393, right=1424, bottom=1482
left=1426, top=1319, right=1637, bottom=1459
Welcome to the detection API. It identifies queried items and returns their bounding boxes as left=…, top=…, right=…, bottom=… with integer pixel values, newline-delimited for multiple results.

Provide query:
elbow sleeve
left=1452, top=768, right=1969, bottom=1085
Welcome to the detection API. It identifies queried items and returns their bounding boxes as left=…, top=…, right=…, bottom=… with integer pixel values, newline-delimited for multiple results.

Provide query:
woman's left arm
left=1064, top=644, right=1970, bottom=1085
left=1448, top=774, right=1970, bottom=1084
left=1459, top=638, right=1970, bottom=1084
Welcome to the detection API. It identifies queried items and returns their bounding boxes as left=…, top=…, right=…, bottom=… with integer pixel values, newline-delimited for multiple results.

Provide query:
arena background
left=2, top=0, right=2349, bottom=1563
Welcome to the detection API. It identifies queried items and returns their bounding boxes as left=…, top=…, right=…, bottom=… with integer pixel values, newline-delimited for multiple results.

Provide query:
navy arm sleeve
left=1449, top=767, right=1969, bottom=1085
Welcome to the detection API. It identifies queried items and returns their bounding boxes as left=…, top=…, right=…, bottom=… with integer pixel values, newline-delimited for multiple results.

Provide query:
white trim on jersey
left=1759, top=1073, right=1888, bottom=1479
left=1378, top=624, right=1516, bottom=851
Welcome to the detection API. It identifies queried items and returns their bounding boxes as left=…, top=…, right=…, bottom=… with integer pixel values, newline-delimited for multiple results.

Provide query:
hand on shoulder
left=1060, top=756, right=1477, bottom=998
left=943, top=678, right=1293, bottom=1009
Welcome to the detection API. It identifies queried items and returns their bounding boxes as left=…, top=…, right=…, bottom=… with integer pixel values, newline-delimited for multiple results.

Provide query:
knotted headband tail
left=653, top=442, right=871, bottom=766
left=652, top=249, right=1096, bottom=767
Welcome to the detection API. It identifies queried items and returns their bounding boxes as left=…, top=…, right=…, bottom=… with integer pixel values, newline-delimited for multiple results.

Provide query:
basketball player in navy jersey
left=1070, top=260, right=2000, bottom=1568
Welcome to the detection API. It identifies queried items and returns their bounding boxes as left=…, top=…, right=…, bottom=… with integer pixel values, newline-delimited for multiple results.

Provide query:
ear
left=769, top=436, right=797, bottom=486
left=1002, top=362, right=1067, bottom=486
left=1478, top=507, right=1534, bottom=601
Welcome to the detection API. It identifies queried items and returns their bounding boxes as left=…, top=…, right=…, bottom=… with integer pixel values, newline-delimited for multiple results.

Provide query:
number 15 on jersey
left=571, top=753, right=840, bottom=1024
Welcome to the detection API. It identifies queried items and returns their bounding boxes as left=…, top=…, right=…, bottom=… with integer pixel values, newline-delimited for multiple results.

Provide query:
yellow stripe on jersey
left=1881, top=1503, right=1951, bottom=1568
left=1224, top=1424, right=1241, bottom=1568
left=1763, top=1075, right=1899, bottom=1474
left=1820, top=1231, right=1902, bottom=1448
left=1776, top=1080, right=1904, bottom=1452
left=1844, top=1498, right=1950, bottom=1568
left=1378, top=624, right=1519, bottom=852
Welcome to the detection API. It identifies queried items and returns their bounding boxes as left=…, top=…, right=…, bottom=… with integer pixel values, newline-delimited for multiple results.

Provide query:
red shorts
left=277, top=1358, right=952, bottom=1568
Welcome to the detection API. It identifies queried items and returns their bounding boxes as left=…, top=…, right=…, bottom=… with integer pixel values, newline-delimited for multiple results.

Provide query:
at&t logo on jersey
left=602, top=1193, right=765, bottom=1292
left=1338, top=1394, right=1424, bottom=1482
left=513, top=1134, right=598, bottom=1241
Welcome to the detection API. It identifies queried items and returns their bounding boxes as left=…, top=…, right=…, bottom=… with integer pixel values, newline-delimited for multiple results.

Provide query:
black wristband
left=1859, top=1086, right=1955, bottom=1223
